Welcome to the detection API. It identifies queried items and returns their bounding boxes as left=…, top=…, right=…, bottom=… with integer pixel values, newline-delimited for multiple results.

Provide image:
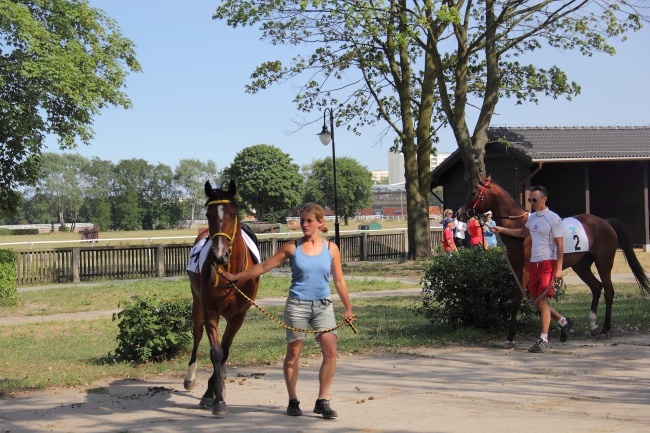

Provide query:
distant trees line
left=1, top=145, right=374, bottom=231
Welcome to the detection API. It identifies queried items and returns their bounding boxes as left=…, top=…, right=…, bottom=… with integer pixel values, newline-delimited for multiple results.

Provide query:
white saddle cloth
left=186, top=231, right=261, bottom=273
left=563, top=217, right=590, bottom=254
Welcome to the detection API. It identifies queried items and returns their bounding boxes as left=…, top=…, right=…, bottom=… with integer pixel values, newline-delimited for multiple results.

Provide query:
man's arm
left=490, top=225, right=529, bottom=238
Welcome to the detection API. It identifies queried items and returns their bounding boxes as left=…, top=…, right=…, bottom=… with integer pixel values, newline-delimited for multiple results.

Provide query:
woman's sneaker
left=559, top=317, right=574, bottom=343
left=313, top=399, right=338, bottom=419
left=528, top=338, right=549, bottom=353
left=287, top=399, right=302, bottom=416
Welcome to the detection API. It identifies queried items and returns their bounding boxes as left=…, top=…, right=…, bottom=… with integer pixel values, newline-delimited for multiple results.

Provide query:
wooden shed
left=430, top=126, right=650, bottom=250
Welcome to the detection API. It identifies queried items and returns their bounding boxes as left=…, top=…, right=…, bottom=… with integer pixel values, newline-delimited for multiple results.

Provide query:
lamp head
left=318, top=124, right=332, bottom=146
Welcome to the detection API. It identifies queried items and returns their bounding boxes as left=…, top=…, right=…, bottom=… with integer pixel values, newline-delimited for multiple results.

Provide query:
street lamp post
left=317, top=108, right=340, bottom=248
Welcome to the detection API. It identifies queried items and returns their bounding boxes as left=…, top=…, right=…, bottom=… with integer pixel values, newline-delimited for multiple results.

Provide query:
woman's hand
left=219, top=269, right=237, bottom=281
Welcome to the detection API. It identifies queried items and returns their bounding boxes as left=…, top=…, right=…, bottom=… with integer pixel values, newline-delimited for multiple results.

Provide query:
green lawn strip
left=1, top=276, right=419, bottom=318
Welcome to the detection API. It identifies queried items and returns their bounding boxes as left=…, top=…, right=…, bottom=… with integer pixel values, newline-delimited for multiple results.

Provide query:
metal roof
left=487, top=126, right=650, bottom=162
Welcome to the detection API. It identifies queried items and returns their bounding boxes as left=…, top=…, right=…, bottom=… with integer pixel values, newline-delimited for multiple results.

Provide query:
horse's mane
left=486, top=179, right=524, bottom=211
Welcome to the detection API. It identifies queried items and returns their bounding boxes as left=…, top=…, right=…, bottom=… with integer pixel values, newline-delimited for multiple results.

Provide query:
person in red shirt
left=442, top=218, right=457, bottom=252
left=468, top=217, right=484, bottom=249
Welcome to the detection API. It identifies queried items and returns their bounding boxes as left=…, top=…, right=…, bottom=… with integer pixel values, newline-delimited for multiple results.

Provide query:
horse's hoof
left=596, top=333, right=609, bottom=341
left=199, top=397, right=214, bottom=408
left=590, top=327, right=601, bottom=336
left=503, top=340, right=515, bottom=349
left=212, top=401, right=228, bottom=417
left=183, top=379, right=196, bottom=391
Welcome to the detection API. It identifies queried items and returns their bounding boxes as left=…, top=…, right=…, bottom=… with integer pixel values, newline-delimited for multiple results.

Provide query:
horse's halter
left=466, top=180, right=491, bottom=218
left=207, top=199, right=238, bottom=261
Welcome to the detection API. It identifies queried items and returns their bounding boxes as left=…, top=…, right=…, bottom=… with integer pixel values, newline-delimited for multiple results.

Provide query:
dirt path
left=2, top=334, right=649, bottom=433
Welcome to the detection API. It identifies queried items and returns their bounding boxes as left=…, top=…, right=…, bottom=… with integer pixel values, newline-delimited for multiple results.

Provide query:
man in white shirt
left=453, top=217, right=467, bottom=248
left=491, top=185, right=574, bottom=353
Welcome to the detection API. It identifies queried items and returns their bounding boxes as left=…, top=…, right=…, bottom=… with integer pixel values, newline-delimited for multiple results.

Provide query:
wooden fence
left=14, top=228, right=443, bottom=286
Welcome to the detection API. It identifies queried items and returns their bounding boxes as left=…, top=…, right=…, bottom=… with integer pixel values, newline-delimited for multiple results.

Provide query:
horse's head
left=204, top=179, right=239, bottom=266
left=457, top=174, right=496, bottom=221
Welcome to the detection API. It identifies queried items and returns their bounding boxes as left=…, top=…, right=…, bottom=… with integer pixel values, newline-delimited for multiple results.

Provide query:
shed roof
left=487, top=126, right=650, bottom=162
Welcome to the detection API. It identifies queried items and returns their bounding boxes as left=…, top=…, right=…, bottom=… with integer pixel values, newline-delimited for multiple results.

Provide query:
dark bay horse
left=459, top=177, right=650, bottom=346
left=183, top=180, right=259, bottom=417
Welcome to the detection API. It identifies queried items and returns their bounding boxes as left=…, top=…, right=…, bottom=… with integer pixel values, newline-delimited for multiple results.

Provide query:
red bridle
left=470, top=180, right=491, bottom=211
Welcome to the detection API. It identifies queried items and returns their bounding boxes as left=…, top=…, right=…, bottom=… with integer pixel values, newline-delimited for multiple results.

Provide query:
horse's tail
left=607, top=218, right=650, bottom=296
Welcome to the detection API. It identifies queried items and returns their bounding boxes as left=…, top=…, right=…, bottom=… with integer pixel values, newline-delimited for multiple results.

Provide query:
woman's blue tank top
left=288, top=239, right=332, bottom=300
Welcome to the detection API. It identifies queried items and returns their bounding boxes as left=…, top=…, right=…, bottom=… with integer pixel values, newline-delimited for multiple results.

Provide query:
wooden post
left=72, top=247, right=80, bottom=283
left=361, top=232, right=368, bottom=261
left=157, top=244, right=166, bottom=277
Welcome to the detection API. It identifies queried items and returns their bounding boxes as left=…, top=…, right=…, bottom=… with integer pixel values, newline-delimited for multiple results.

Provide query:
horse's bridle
left=467, top=180, right=527, bottom=221
left=207, top=199, right=238, bottom=247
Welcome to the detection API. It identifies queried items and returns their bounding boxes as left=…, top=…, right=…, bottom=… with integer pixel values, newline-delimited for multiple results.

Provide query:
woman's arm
left=329, top=243, right=354, bottom=322
left=220, top=242, right=294, bottom=281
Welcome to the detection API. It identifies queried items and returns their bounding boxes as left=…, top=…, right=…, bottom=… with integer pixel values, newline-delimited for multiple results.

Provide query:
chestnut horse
left=459, top=177, right=650, bottom=347
left=183, top=180, right=259, bottom=417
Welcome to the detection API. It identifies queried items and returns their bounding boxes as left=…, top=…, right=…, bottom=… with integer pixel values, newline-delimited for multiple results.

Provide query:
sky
left=48, top=1, right=650, bottom=172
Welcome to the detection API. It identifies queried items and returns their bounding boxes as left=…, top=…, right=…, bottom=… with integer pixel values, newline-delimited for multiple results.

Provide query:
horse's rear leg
left=184, top=272, right=203, bottom=391
left=572, top=259, right=608, bottom=338
left=594, top=263, right=615, bottom=340
left=505, top=288, right=522, bottom=347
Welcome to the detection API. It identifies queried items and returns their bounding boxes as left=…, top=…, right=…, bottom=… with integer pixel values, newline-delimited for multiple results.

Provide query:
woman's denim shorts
left=283, top=297, right=338, bottom=342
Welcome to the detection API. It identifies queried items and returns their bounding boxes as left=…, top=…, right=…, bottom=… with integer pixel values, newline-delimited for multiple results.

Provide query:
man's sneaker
left=287, top=399, right=302, bottom=416
left=528, top=338, right=549, bottom=353
left=559, top=317, right=574, bottom=343
left=313, top=399, right=338, bottom=419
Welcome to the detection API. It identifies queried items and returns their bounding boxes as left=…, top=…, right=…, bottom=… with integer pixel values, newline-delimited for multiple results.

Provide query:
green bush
left=112, top=296, right=192, bottom=363
left=418, top=247, right=532, bottom=330
left=11, top=228, right=39, bottom=235
left=0, top=249, right=18, bottom=307
left=0, top=228, right=12, bottom=235
left=58, top=225, right=70, bottom=232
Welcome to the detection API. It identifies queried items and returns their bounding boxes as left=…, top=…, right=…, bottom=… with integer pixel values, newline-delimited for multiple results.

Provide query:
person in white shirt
left=453, top=217, right=467, bottom=248
left=490, top=185, right=574, bottom=353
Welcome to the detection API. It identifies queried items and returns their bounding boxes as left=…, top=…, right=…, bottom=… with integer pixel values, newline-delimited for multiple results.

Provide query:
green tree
left=174, top=159, right=220, bottom=226
left=215, top=0, right=644, bottom=259
left=305, top=157, right=373, bottom=225
left=223, top=144, right=304, bottom=223
left=111, top=159, right=150, bottom=230
left=0, top=0, right=141, bottom=214
left=29, top=152, right=87, bottom=228
left=80, top=157, right=115, bottom=230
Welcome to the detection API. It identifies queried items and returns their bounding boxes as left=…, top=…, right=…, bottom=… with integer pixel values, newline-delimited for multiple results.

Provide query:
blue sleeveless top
left=288, top=239, right=332, bottom=300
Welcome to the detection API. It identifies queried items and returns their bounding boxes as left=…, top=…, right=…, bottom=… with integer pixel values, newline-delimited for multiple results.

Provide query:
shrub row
left=0, top=249, right=18, bottom=307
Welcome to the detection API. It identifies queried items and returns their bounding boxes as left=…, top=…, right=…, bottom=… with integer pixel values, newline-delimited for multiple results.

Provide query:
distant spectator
left=441, top=218, right=457, bottom=252
left=484, top=211, right=498, bottom=248
left=443, top=209, right=453, bottom=220
left=468, top=217, right=483, bottom=249
left=453, top=218, right=467, bottom=248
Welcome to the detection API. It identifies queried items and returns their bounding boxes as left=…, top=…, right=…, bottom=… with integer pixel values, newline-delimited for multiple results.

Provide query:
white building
left=370, top=170, right=389, bottom=184
left=387, top=152, right=451, bottom=184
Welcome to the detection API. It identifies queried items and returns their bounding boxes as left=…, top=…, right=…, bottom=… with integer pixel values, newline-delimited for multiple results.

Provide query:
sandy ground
left=2, top=333, right=650, bottom=433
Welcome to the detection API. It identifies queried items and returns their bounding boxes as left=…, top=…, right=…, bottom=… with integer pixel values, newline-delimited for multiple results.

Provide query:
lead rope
left=494, top=233, right=535, bottom=310
left=216, top=267, right=358, bottom=335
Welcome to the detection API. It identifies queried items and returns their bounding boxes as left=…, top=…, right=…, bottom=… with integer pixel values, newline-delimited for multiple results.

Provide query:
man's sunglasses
left=527, top=197, right=545, bottom=203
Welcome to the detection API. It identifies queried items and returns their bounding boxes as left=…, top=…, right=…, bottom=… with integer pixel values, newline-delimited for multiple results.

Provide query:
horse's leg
left=571, top=257, right=606, bottom=337
left=204, top=309, right=231, bottom=417
left=184, top=272, right=203, bottom=391
left=594, top=259, right=615, bottom=340
left=506, top=288, right=522, bottom=347
left=207, top=312, right=247, bottom=417
left=200, top=309, right=224, bottom=413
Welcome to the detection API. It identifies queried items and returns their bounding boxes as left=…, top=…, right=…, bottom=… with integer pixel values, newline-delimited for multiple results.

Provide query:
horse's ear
left=204, top=181, right=213, bottom=197
left=487, top=174, right=492, bottom=182
left=227, top=179, right=236, bottom=197
left=478, top=172, right=485, bottom=183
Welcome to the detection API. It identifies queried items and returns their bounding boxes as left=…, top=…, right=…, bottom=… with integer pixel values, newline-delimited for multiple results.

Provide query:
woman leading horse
left=459, top=176, right=650, bottom=348
left=184, top=180, right=260, bottom=417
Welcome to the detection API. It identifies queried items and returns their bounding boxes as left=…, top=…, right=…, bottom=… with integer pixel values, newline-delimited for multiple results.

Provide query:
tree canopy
left=222, top=144, right=304, bottom=222
left=0, top=0, right=141, bottom=214
left=305, top=157, right=373, bottom=225
left=215, top=0, right=646, bottom=258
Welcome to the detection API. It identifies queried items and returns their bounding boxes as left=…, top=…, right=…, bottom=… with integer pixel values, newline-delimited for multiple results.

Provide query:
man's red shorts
left=528, top=260, right=557, bottom=299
